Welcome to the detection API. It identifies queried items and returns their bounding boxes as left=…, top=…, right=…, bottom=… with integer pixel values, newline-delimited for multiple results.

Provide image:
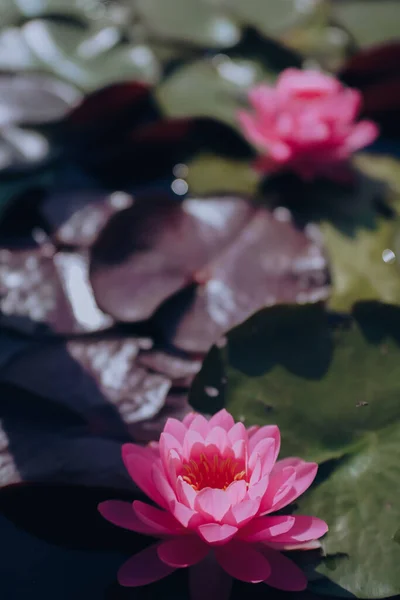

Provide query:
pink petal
left=248, top=84, right=277, bottom=114
left=225, top=480, right=247, bottom=505
left=249, top=438, right=275, bottom=475
left=152, top=463, right=177, bottom=508
left=197, top=523, right=238, bottom=545
left=165, top=448, right=182, bottom=486
left=189, top=553, right=233, bottom=600
left=345, top=120, right=378, bottom=151
left=261, top=546, right=308, bottom=591
left=268, top=540, right=322, bottom=551
left=171, top=500, right=204, bottom=529
left=331, top=88, right=361, bottom=123
left=259, top=467, right=296, bottom=514
left=232, top=439, right=246, bottom=462
left=248, top=425, right=280, bottom=460
left=227, top=422, right=247, bottom=445
left=238, top=515, right=295, bottom=542
left=122, top=444, right=164, bottom=507
left=216, top=540, right=271, bottom=583
left=176, top=477, right=197, bottom=509
left=247, top=425, right=259, bottom=437
left=269, top=141, right=292, bottom=162
left=160, top=432, right=182, bottom=459
left=273, top=459, right=318, bottom=501
left=188, top=414, right=210, bottom=437
left=238, top=111, right=267, bottom=147
left=248, top=474, right=269, bottom=501
left=249, top=456, right=261, bottom=485
left=183, top=430, right=205, bottom=461
left=231, top=498, right=260, bottom=526
left=163, top=418, right=187, bottom=443
left=277, top=68, right=340, bottom=99
left=98, top=500, right=158, bottom=535
left=205, top=427, right=229, bottom=455
left=195, top=488, right=231, bottom=522
left=183, top=412, right=198, bottom=427
left=118, top=543, right=176, bottom=587
left=133, top=501, right=183, bottom=535
left=158, top=536, right=209, bottom=567
left=270, top=515, right=328, bottom=543
left=208, top=409, right=235, bottom=431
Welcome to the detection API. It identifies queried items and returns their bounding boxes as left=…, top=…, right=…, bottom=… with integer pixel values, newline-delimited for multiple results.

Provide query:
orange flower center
left=181, top=453, right=246, bottom=491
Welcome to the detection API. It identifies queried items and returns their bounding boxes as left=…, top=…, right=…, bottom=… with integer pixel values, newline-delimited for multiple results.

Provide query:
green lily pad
left=185, top=153, right=261, bottom=196
left=324, top=218, right=400, bottom=312
left=19, top=19, right=160, bottom=91
left=136, top=0, right=241, bottom=48
left=190, top=301, right=400, bottom=463
left=300, top=424, right=400, bottom=598
left=228, top=0, right=324, bottom=39
left=0, top=0, right=19, bottom=27
left=325, top=155, right=400, bottom=312
left=1, top=0, right=89, bottom=20
left=156, top=56, right=268, bottom=127
left=332, top=0, right=400, bottom=49
left=190, top=301, right=400, bottom=596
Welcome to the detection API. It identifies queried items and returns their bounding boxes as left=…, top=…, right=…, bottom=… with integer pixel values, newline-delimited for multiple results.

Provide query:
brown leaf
left=90, top=194, right=330, bottom=352
left=41, top=190, right=134, bottom=248
left=0, top=246, right=113, bottom=335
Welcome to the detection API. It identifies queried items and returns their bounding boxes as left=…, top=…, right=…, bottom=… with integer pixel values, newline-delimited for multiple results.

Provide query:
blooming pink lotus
left=238, top=68, right=379, bottom=180
left=99, top=410, right=327, bottom=598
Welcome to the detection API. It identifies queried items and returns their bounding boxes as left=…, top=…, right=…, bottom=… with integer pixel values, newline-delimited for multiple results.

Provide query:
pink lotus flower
left=99, top=410, right=327, bottom=599
left=238, top=68, right=379, bottom=180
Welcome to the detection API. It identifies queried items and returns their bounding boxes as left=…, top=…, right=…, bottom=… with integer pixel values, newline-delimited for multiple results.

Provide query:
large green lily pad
left=136, top=0, right=241, bottom=48
left=155, top=57, right=268, bottom=127
left=185, top=153, right=261, bottom=196
left=324, top=217, right=400, bottom=312
left=301, top=424, right=400, bottom=598
left=190, top=301, right=400, bottom=462
left=228, top=0, right=324, bottom=39
left=325, top=155, right=400, bottom=311
left=190, top=300, right=400, bottom=597
left=4, top=19, right=160, bottom=90
left=332, top=0, right=400, bottom=49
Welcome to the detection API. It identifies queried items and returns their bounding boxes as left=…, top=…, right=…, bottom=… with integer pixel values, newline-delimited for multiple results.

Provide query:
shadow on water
left=260, top=166, right=395, bottom=239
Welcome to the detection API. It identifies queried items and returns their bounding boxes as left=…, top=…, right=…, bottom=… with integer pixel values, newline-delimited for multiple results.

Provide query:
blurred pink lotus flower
left=238, top=68, right=379, bottom=180
left=99, top=409, right=327, bottom=599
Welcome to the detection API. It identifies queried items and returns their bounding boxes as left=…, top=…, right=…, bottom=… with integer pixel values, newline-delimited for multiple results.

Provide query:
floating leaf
left=0, top=73, right=82, bottom=126
left=0, top=247, right=113, bottom=335
left=90, top=194, right=329, bottom=352
left=185, top=153, right=260, bottom=196
left=20, top=20, right=160, bottom=91
left=325, top=155, right=400, bottom=311
left=41, top=190, right=134, bottom=248
left=228, top=0, right=324, bottom=39
left=0, top=336, right=179, bottom=430
left=156, top=57, right=267, bottom=128
left=190, top=301, right=400, bottom=462
left=190, top=301, right=400, bottom=596
left=333, top=0, right=400, bottom=49
left=324, top=217, right=400, bottom=312
left=301, top=425, right=400, bottom=598
left=136, top=0, right=241, bottom=48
